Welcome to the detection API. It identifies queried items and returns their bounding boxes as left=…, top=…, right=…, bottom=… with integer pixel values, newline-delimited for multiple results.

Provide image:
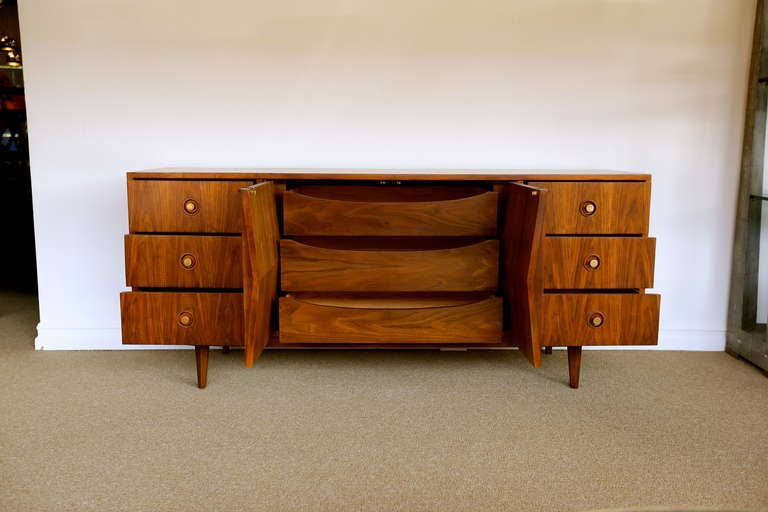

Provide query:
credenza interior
left=120, top=170, right=660, bottom=388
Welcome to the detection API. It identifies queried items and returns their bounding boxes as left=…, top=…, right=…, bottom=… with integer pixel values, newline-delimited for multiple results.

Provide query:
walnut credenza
left=120, top=170, right=660, bottom=388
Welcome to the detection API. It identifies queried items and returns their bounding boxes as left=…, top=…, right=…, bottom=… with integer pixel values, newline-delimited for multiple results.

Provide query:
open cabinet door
left=241, top=181, right=279, bottom=367
left=501, top=182, right=547, bottom=367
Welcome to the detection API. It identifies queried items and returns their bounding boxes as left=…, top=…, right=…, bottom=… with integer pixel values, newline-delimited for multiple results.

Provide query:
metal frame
left=727, top=0, right=768, bottom=373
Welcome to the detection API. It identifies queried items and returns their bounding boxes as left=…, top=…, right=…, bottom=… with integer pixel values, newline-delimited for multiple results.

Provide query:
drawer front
left=121, top=292, right=243, bottom=345
left=128, top=180, right=252, bottom=233
left=279, top=295, right=502, bottom=343
left=125, top=235, right=242, bottom=288
left=539, top=237, right=656, bottom=289
left=283, top=185, right=498, bottom=236
left=537, top=293, right=660, bottom=346
left=280, top=239, right=499, bottom=292
left=528, top=181, right=650, bottom=235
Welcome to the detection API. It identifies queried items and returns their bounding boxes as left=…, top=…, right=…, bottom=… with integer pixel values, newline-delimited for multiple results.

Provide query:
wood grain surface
left=539, top=237, right=656, bottom=289
left=528, top=181, right=650, bottom=235
left=240, top=182, right=280, bottom=367
left=195, top=346, right=209, bottom=388
left=120, top=291, right=244, bottom=345
left=128, top=169, right=652, bottom=181
left=537, top=293, right=660, bottom=346
left=567, top=346, right=582, bottom=388
left=279, top=294, right=503, bottom=343
left=128, top=179, right=251, bottom=233
left=280, top=239, right=499, bottom=292
left=288, top=293, right=493, bottom=309
left=283, top=185, right=498, bottom=236
left=124, top=234, right=242, bottom=288
left=121, top=171, right=659, bottom=387
left=501, top=182, right=547, bottom=367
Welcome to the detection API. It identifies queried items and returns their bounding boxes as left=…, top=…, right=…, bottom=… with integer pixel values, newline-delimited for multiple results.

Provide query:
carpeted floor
left=0, top=291, right=766, bottom=512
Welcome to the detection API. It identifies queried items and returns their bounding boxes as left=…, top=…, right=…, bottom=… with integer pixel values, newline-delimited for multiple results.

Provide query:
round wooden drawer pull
left=180, top=254, right=197, bottom=270
left=178, top=312, right=194, bottom=327
left=588, top=312, right=605, bottom=328
left=584, top=254, right=601, bottom=270
left=183, top=199, right=199, bottom=215
left=580, top=200, right=597, bottom=216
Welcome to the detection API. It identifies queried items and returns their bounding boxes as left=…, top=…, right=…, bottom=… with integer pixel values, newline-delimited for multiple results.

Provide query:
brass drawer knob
left=180, top=254, right=197, bottom=270
left=183, top=199, right=199, bottom=215
left=588, top=312, right=605, bottom=328
left=580, top=200, right=597, bottom=216
left=178, top=311, right=194, bottom=327
left=584, top=254, right=601, bottom=270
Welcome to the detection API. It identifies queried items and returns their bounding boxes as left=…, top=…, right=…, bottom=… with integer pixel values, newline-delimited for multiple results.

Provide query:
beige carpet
left=0, top=291, right=766, bottom=512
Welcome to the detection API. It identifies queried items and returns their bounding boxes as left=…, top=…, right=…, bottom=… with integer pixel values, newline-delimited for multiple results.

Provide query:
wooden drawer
left=128, top=179, right=252, bottom=233
left=120, top=291, right=243, bottom=345
left=283, top=184, right=498, bottom=236
left=528, top=181, right=650, bottom=235
left=279, top=294, right=502, bottom=343
left=539, top=237, right=655, bottom=289
left=125, top=235, right=242, bottom=288
left=280, top=238, right=499, bottom=292
left=537, top=293, right=660, bottom=346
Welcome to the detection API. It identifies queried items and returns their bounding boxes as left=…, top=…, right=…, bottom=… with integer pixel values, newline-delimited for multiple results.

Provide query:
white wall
left=19, top=0, right=755, bottom=350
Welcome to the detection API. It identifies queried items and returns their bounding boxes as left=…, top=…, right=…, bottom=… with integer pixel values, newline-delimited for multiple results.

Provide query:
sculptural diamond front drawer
left=528, top=181, right=650, bottom=235
left=128, top=179, right=252, bottom=233
left=121, top=291, right=244, bottom=346
left=539, top=237, right=656, bottom=289
left=537, top=293, right=660, bottom=346
left=124, top=234, right=242, bottom=288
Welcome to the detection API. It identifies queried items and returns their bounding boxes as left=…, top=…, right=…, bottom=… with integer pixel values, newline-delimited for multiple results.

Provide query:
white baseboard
left=580, top=330, right=724, bottom=351
left=654, top=329, right=724, bottom=351
left=34, top=326, right=726, bottom=352
left=34, top=325, right=189, bottom=350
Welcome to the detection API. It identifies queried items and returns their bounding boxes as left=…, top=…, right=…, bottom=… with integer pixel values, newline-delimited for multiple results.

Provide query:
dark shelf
left=0, top=86, right=22, bottom=94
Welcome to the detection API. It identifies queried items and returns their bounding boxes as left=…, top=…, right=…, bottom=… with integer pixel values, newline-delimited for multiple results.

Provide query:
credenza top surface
left=127, top=168, right=651, bottom=181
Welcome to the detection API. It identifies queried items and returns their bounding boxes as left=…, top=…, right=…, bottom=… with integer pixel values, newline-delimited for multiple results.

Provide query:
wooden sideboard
left=120, top=170, right=660, bottom=388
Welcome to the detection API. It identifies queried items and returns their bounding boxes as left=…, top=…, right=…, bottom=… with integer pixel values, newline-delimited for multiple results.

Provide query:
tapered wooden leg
left=195, top=345, right=209, bottom=389
left=221, top=346, right=230, bottom=354
left=567, top=346, right=582, bottom=389
left=543, top=346, right=553, bottom=354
